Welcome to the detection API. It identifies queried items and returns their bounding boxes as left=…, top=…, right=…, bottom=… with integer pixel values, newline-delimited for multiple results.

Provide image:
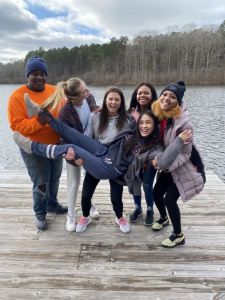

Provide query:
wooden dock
left=0, top=170, right=225, bottom=299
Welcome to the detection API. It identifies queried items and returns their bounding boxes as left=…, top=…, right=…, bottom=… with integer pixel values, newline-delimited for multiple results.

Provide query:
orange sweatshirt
left=8, top=84, right=65, bottom=144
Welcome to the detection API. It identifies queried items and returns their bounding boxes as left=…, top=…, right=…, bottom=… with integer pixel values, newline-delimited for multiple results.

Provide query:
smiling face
left=137, top=85, right=152, bottom=111
left=105, top=92, right=121, bottom=117
left=27, top=70, right=47, bottom=92
left=139, top=114, right=155, bottom=137
left=159, top=90, right=178, bottom=111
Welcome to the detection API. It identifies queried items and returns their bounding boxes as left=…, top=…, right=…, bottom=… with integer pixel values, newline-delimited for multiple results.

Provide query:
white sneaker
left=24, top=93, right=41, bottom=118
left=90, top=204, right=99, bottom=219
left=66, top=214, right=76, bottom=232
left=76, top=216, right=91, bottom=233
left=115, top=217, right=130, bottom=233
left=13, top=132, right=33, bottom=154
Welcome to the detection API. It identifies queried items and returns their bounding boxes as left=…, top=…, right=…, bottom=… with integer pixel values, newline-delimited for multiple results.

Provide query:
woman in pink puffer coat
left=151, top=81, right=206, bottom=248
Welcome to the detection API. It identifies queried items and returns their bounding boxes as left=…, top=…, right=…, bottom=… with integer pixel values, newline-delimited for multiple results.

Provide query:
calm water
left=1, top=84, right=225, bottom=183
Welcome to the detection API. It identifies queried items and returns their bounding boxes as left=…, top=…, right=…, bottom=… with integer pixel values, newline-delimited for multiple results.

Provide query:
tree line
left=1, top=21, right=225, bottom=85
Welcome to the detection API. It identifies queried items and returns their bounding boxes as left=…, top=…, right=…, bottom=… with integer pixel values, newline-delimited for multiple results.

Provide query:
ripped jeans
left=132, top=165, right=157, bottom=213
left=20, top=146, right=63, bottom=216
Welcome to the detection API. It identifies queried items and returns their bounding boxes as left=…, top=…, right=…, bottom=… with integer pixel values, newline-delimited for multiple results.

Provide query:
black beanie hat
left=160, top=81, right=186, bottom=105
left=25, top=56, right=48, bottom=77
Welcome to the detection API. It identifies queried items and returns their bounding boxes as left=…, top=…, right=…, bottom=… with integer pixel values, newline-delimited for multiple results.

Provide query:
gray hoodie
left=85, top=112, right=133, bottom=145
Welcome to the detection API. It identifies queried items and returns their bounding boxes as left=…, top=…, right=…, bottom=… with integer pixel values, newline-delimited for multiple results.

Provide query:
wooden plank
left=0, top=289, right=223, bottom=300
left=0, top=170, right=225, bottom=298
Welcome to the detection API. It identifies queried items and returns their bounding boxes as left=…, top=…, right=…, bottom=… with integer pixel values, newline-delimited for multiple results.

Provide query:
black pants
left=153, top=171, right=181, bottom=234
left=81, top=172, right=123, bottom=218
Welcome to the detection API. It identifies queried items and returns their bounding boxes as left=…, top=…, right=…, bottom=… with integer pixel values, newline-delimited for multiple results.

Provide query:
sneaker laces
left=118, top=217, right=127, bottom=226
left=78, top=217, right=88, bottom=225
left=38, top=215, right=46, bottom=221
left=68, top=214, right=74, bottom=223
left=147, top=211, right=153, bottom=216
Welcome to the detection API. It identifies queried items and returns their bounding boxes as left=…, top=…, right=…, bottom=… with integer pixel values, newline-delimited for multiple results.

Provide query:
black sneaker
left=129, top=210, right=143, bottom=222
left=35, top=215, right=47, bottom=230
left=47, top=204, right=68, bottom=214
left=144, top=211, right=154, bottom=226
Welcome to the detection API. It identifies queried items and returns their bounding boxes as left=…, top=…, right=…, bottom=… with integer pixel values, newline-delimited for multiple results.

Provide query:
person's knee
left=38, top=184, right=46, bottom=193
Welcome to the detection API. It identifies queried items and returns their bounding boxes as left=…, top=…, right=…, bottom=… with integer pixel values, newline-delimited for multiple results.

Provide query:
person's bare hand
left=37, top=114, right=51, bottom=125
left=152, top=156, right=161, bottom=170
left=75, top=158, right=84, bottom=166
left=92, top=106, right=102, bottom=114
left=179, top=129, right=192, bottom=144
left=62, top=147, right=75, bottom=160
left=130, top=109, right=139, bottom=122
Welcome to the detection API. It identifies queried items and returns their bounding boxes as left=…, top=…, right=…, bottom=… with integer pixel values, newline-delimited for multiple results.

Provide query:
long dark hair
left=128, top=82, right=158, bottom=112
left=123, top=110, right=160, bottom=154
left=98, top=86, right=128, bottom=134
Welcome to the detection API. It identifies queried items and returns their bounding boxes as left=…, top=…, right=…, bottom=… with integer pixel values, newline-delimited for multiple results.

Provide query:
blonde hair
left=40, top=77, right=85, bottom=112
left=151, top=99, right=182, bottom=122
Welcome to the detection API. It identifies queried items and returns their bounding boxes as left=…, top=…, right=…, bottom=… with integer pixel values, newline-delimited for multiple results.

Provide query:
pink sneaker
left=115, top=217, right=130, bottom=233
left=76, top=216, right=91, bottom=233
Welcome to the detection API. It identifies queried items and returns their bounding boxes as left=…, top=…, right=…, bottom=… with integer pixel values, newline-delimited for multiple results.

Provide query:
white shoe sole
left=66, top=224, right=76, bottom=232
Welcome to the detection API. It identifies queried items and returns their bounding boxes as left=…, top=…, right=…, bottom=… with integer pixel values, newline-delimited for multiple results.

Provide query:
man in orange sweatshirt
left=7, top=56, right=67, bottom=230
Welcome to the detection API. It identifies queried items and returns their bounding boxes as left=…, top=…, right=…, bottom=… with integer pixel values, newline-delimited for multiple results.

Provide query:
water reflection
left=1, top=84, right=224, bottom=182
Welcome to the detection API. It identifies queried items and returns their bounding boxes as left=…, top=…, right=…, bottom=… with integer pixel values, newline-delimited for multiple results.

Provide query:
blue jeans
left=20, top=146, right=63, bottom=216
left=132, top=166, right=157, bottom=213
left=32, top=112, right=120, bottom=180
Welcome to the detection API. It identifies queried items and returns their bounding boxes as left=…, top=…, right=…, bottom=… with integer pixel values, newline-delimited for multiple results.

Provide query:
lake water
left=1, top=84, right=225, bottom=183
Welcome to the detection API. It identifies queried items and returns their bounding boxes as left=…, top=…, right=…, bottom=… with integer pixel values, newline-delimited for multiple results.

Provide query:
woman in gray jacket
left=77, top=87, right=133, bottom=234
left=151, top=81, right=206, bottom=248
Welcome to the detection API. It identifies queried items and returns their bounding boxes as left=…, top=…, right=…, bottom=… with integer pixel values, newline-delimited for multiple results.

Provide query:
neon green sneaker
left=152, top=216, right=169, bottom=231
left=162, top=232, right=185, bottom=248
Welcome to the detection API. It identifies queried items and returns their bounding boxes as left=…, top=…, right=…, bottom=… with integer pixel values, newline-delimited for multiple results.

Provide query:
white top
left=73, top=99, right=90, bottom=131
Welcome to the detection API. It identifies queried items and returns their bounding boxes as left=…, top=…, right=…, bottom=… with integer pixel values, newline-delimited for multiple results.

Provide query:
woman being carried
left=13, top=106, right=191, bottom=195
left=151, top=81, right=206, bottom=248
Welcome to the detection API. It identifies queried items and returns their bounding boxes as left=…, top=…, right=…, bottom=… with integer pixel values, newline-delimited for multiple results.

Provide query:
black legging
left=153, top=171, right=181, bottom=234
left=81, top=172, right=123, bottom=219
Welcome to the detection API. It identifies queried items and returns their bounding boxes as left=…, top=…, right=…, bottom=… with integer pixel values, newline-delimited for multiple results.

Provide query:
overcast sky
left=1, top=0, right=225, bottom=63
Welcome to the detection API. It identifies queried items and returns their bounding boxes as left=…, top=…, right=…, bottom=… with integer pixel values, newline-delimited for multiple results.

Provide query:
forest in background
left=1, top=21, right=225, bottom=85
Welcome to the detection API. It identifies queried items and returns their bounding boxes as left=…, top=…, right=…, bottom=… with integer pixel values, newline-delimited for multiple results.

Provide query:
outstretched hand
left=62, top=147, right=75, bottom=160
left=178, top=129, right=192, bottom=144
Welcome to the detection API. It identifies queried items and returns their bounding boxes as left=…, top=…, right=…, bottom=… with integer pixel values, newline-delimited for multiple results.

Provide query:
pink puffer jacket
left=162, top=102, right=205, bottom=202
